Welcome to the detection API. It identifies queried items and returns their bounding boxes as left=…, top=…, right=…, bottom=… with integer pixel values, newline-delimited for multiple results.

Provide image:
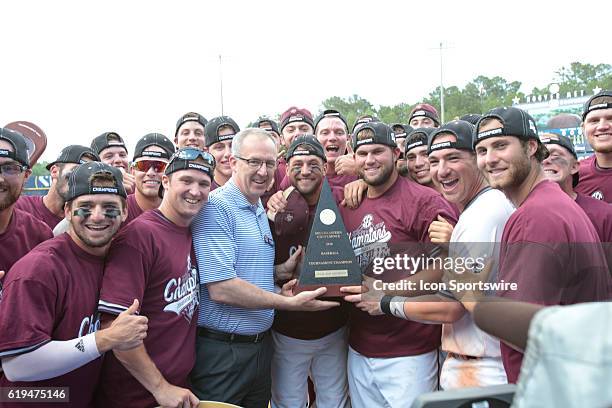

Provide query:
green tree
left=321, top=95, right=377, bottom=130
left=31, top=162, right=50, bottom=176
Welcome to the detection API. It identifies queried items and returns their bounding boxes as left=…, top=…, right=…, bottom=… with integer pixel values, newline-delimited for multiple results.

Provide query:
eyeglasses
left=235, top=156, right=276, bottom=170
left=0, top=163, right=27, bottom=177
left=132, top=160, right=168, bottom=173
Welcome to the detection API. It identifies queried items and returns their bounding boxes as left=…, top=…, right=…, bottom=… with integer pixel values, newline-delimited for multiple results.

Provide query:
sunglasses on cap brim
left=171, top=148, right=215, bottom=166
left=132, top=160, right=168, bottom=173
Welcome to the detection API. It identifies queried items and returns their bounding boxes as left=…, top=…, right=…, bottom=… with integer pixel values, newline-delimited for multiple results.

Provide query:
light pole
left=219, top=55, right=224, bottom=116
left=439, top=42, right=444, bottom=123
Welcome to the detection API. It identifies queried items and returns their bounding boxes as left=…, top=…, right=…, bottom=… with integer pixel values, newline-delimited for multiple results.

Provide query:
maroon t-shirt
left=14, top=195, right=63, bottom=229
left=497, top=181, right=611, bottom=383
left=0, top=208, right=52, bottom=273
left=340, top=176, right=457, bottom=358
left=271, top=186, right=348, bottom=340
left=96, top=210, right=199, bottom=408
left=123, top=193, right=145, bottom=226
left=0, top=234, right=105, bottom=408
left=575, top=155, right=612, bottom=203
left=575, top=192, right=612, bottom=243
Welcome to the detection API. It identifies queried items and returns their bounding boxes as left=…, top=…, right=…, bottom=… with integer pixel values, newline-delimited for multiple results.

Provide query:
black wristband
left=380, top=295, right=393, bottom=315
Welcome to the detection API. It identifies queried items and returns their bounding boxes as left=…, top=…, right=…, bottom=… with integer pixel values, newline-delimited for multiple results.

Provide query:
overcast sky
left=2, top=0, right=611, bottom=161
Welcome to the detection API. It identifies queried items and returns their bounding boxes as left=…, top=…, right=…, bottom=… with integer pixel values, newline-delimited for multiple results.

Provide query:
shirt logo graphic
left=163, top=255, right=199, bottom=322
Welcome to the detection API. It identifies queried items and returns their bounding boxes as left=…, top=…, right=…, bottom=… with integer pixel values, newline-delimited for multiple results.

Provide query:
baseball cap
left=285, top=135, right=327, bottom=162
left=409, top=103, right=440, bottom=126
left=405, top=128, right=435, bottom=154
left=352, top=122, right=397, bottom=151
left=459, top=114, right=483, bottom=125
left=205, top=116, right=240, bottom=147
left=159, top=147, right=216, bottom=199
left=254, top=118, right=280, bottom=134
left=65, top=162, right=127, bottom=202
left=582, top=90, right=612, bottom=121
left=391, top=124, right=414, bottom=139
left=279, top=107, right=315, bottom=133
left=539, top=133, right=579, bottom=187
left=428, top=120, right=475, bottom=154
left=90, top=132, right=127, bottom=155
left=351, top=114, right=380, bottom=133
left=175, top=112, right=208, bottom=137
left=133, top=133, right=175, bottom=161
left=0, top=127, right=30, bottom=168
left=164, top=147, right=216, bottom=177
left=314, top=109, right=348, bottom=132
left=46, top=145, right=100, bottom=170
left=474, top=106, right=539, bottom=148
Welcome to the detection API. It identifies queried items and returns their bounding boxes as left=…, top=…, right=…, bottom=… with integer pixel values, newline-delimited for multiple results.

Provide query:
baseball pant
left=271, top=327, right=350, bottom=408
left=347, top=347, right=438, bottom=408
left=440, top=354, right=507, bottom=390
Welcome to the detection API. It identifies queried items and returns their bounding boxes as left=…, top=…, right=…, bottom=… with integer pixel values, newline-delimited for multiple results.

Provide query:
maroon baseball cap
left=409, top=103, right=440, bottom=126
left=279, top=107, right=314, bottom=132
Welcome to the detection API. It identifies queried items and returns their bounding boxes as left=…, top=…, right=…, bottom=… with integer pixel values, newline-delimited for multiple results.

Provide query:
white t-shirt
left=442, top=188, right=515, bottom=357
left=513, top=302, right=612, bottom=408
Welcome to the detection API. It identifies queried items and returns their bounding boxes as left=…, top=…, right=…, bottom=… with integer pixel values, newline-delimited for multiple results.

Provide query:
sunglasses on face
left=132, top=160, right=168, bottom=173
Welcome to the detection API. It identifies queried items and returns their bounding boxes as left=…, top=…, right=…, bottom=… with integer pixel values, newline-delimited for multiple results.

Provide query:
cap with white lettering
left=65, top=162, right=127, bottom=202
left=352, top=122, right=396, bottom=151
left=428, top=120, right=475, bottom=154
left=133, top=133, right=175, bottom=161
left=582, top=90, right=612, bottom=121
left=474, top=106, right=539, bottom=148
left=204, top=116, right=240, bottom=147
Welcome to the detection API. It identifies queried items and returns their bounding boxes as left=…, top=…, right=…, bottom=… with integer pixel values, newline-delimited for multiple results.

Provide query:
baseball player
left=91, top=131, right=135, bottom=194
left=205, top=116, right=240, bottom=190
left=0, top=162, right=147, bottom=408
left=96, top=147, right=215, bottom=408
left=174, top=112, right=208, bottom=151
left=0, top=128, right=52, bottom=276
left=575, top=90, right=612, bottom=202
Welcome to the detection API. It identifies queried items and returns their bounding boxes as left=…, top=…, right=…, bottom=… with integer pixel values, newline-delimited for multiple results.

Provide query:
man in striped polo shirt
left=191, top=128, right=339, bottom=408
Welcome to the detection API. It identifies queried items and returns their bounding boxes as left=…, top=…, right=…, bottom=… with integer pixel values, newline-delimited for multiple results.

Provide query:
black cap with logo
left=65, top=162, right=127, bottom=202
left=46, top=145, right=100, bottom=170
left=133, top=133, right=175, bottom=161
left=0, top=127, right=30, bottom=167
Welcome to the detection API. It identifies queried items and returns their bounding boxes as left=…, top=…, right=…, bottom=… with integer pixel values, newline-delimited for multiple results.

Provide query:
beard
left=487, top=151, right=532, bottom=190
left=360, top=162, right=394, bottom=187
left=0, top=181, right=22, bottom=211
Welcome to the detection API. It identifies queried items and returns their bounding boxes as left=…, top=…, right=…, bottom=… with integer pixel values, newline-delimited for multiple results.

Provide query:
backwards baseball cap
left=205, top=116, right=240, bottom=147
left=428, top=120, right=475, bottom=154
left=133, top=133, right=175, bottom=161
left=582, top=90, right=612, bottom=120
left=285, top=135, right=327, bottom=162
left=351, top=114, right=380, bottom=133
left=459, top=113, right=483, bottom=125
left=314, top=109, right=348, bottom=132
left=46, top=145, right=100, bottom=170
left=164, top=147, right=216, bottom=177
left=254, top=118, right=279, bottom=134
left=405, top=127, right=435, bottom=154
left=90, top=132, right=127, bottom=155
left=409, top=103, right=440, bottom=126
left=279, top=106, right=314, bottom=132
left=391, top=124, right=414, bottom=139
left=0, top=127, right=30, bottom=168
left=65, top=162, right=127, bottom=202
left=539, top=133, right=580, bottom=187
left=175, top=112, right=208, bottom=137
left=352, top=122, right=396, bottom=151
left=474, top=106, right=539, bottom=148
left=159, top=147, right=216, bottom=199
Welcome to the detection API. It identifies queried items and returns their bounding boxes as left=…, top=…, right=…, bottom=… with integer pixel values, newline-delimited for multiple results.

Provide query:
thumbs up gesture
left=98, top=299, right=149, bottom=352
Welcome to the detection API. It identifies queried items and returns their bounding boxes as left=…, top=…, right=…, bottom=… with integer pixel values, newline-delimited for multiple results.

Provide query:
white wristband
left=389, top=296, right=408, bottom=320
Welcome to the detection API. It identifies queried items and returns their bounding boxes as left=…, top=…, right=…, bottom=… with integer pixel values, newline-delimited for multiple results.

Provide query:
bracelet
left=380, top=295, right=393, bottom=315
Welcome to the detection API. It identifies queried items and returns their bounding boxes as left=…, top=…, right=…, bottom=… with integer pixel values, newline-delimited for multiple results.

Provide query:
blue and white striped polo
left=192, top=179, right=275, bottom=335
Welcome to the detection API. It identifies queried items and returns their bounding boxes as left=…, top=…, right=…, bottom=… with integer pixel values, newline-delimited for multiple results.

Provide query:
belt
left=447, top=352, right=481, bottom=360
left=198, top=327, right=267, bottom=343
